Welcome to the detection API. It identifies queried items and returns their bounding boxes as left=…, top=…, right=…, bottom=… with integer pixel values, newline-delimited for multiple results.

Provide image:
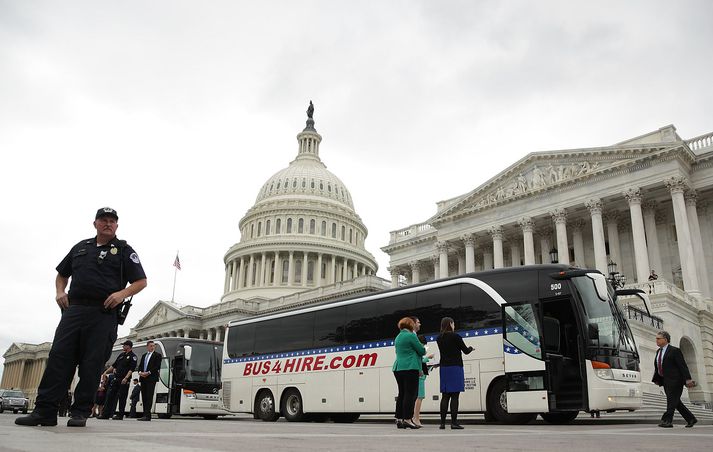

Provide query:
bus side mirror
left=184, top=345, right=192, bottom=361
left=588, top=323, right=599, bottom=340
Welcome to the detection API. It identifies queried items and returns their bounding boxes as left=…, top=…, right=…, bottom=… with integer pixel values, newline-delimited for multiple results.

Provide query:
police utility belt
left=68, top=297, right=132, bottom=325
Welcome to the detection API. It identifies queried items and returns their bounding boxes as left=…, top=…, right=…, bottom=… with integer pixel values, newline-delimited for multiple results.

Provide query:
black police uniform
left=102, top=350, right=137, bottom=418
left=32, top=236, right=146, bottom=419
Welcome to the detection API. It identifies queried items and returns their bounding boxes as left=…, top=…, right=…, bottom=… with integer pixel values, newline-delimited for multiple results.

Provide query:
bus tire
left=255, top=390, right=279, bottom=422
left=540, top=411, right=578, bottom=424
left=281, top=388, right=305, bottom=422
left=158, top=413, right=172, bottom=419
left=331, top=413, right=360, bottom=423
left=486, top=378, right=536, bottom=425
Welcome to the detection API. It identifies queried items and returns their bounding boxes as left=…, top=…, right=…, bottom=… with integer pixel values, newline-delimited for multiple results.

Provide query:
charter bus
left=108, top=338, right=226, bottom=419
left=221, top=264, right=642, bottom=424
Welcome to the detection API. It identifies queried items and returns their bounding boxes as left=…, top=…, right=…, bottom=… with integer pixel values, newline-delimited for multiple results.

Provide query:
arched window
left=276, top=218, right=281, bottom=234
left=287, top=218, right=292, bottom=233
left=321, top=221, right=326, bottom=236
left=349, top=228, right=353, bottom=243
left=257, top=222, right=262, bottom=237
left=331, top=223, right=337, bottom=238
left=295, top=260, right=302, bottom=284
left=266, top=220, right=271, bottom=235
left=250, top=224, right=254, bottom=238
left=281, top=260, right=289, bottom=284
left=298, top=218, right=304, bottom=233
left=307, top=261, right=314, bottom=283
left=341, top=225, right=346, bottom=240
left=309, top=219, right=316, bottom=234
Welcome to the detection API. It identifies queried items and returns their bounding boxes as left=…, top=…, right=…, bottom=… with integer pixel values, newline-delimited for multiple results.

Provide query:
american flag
left=173, top=254, right=181, bottom=270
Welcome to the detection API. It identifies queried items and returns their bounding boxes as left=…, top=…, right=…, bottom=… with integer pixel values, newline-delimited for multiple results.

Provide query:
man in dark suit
left=652, top=331, right=697, bottom=428
left=128, top=379, right=141, bottom=418
left=137, top=340, right=162, bottom=421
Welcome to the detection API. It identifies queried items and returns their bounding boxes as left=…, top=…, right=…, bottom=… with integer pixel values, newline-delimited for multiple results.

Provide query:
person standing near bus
left=393, top=317, right=426, bottom=429
left=413, top=335, right=434, bottom=427
left=652, top=331, right=697, bottom=428
left=137, top=340, right=162, bottom=421
left=436, top=317, right=473, bottom=430
left=16, top=207, right=147, bottom=428
left=129, top=379, right=141, bottom=418
left=99, top=340, right=137, bottom=420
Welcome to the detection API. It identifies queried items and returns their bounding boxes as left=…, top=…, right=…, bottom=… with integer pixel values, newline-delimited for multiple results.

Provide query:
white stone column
left=317, top=253, right=323, bottom=286
left=586, top=198, right=608, bottom=274
left=508, top=235, right=521, bottom=267
left=482, top=244, right=494, bottom=270
left=685, top=192, right=710, bottom=297
left=623, top=187, right=650, bottom=284
left=550, top=208, right=569, bottom=265
left=390, top=267, right=399, bottom=288
left=184, top=330, right=190, bottom=338
left=665, top=176, right=700, bottom=295
left=410, top=261, right=421, bottom=284
left=301, top=252, right=308, bottom=286
left=457, top=250, right=465, bottom=274
left=342, top=257, right=348, bottom=281
left=604, top=211, right=621, bottom=268
left=288, top=251, right=295, bottom=286
left=353, top=261, right=358, bottom=280
left=432, top=256, right=440, bottom=279
left=519, top=218, right=535, bottom=265
left=436, top=241, right=449, bottom=278
left=224, top=262, right=231, bottom=293
left=231, top=260, right=239, bottom=290
left=331, top=255, right=336, bottom=284
left=258, top=252, right=266, bottom=287
left=571, top=219, right=586, bottom=268
left=537, top=227, right=552, bottom=264
left=490, top=226, right=504, bottom=268
left=247, top=254, right=255, bottom=288
left=642, top=201, right=664, bottom=279
left=237, top=257, right=245, bottom=289
left=463, top=234, right=476, bottom=272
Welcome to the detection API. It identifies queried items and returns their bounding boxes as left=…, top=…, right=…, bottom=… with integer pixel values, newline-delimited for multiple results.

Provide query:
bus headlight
left=594, top=368, right=614, bottom=380
left=183, top=389, right=196, bottom=399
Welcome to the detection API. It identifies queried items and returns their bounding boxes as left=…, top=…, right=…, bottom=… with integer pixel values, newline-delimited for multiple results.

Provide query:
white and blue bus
left=221, top=264, right=642, bottom=424
left=109, top=338, right=226, bottom=419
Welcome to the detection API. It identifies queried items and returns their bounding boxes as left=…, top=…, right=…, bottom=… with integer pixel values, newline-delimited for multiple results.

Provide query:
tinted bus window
left=345, top=293, right=416, bottom=343
left=460, top=284, right=501, bottom=330
left=227, top=323, right=255, bottom=358
left=254, top=319, right=281, bottom=355
left=314, top=307, right=346, bottom=348
left=377, top=293, right=417, bottom=340
left=483, top=271, right=538, bottom=302
left=280, top=312, right=316, bottom=352
left=415, top=285, right=460, bottom=334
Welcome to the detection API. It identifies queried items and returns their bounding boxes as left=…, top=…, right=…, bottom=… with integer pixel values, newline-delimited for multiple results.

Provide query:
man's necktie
left=657, top=349, right=663, bottom=376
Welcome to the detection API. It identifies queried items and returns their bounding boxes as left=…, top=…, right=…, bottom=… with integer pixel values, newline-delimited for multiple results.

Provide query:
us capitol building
left=4, top=108, right=713, bottom=409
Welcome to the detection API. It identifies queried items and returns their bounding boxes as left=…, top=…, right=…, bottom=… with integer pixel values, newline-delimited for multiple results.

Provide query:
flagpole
left=171, top=250, right=178, bottom=302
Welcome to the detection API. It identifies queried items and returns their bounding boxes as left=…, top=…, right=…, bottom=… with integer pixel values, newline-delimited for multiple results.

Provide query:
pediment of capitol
left=431, top=125, right=694, bottom=225
left=133, top=300, right=189, bottom=329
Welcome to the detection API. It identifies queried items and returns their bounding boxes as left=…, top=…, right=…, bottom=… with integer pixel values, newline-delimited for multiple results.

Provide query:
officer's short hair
left=658, top=331, right=671, bottom=342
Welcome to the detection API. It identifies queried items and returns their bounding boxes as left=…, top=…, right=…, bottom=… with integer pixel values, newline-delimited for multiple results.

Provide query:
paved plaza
left=0, top=414, right=711, bottom=451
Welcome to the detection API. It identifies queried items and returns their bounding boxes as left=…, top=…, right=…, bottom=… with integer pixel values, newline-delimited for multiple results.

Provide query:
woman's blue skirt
left=439, top=365, right=465, bottom=393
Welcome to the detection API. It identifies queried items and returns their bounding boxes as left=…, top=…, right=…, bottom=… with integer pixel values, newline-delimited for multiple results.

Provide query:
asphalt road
left=1, top=414, right=711, bottom=451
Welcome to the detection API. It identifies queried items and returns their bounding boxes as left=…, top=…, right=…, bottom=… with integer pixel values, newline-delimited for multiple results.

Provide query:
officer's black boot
left=67, top=415, right=87, bottom=427
left=15, top=411, right=58, bottom=427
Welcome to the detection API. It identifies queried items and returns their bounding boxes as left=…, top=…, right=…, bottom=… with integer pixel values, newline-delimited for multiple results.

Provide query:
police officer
left=98, top=340, right=137, bottom=420
left=16, top=207, right=147, bottom=428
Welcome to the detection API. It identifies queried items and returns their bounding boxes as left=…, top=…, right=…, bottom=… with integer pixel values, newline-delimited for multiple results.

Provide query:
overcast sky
left=1, top=0, right=712, bottom=380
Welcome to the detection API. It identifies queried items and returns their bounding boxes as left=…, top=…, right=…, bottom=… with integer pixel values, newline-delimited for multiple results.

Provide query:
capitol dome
left=221, top=103, right=378, bottom=302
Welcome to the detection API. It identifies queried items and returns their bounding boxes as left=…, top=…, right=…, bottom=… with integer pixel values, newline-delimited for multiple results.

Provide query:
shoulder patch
left=132, top=356, right=137, bottom=361
left=130, top=252, right=140, bottom=264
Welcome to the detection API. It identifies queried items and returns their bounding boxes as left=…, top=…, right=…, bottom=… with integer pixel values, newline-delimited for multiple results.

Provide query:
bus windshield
left=572, top=274, right=637, bottom=356
left=185, top=342, right=221, bottom=385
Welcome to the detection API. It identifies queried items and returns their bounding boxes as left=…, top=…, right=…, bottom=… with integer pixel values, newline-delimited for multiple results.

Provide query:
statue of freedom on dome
left=307, top=100, right=314, bottom=119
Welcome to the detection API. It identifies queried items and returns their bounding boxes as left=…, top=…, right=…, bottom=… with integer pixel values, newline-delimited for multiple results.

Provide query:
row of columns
left=224, top=251, right=370, bottom=293
left=391, top=177, right=708, bottom=298
left=0, top=358, right=46, bottom=392
left=137, top=326, right=226, bottom=343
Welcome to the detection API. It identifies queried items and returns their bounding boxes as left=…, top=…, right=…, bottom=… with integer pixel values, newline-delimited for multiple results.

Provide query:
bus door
left=153, top=356, right=172, bottom=416
left=170, top=354, right=186, bottom=415
left=501, top=302, right=548, bottom=413
left=540, top=295, right=586, bottom=412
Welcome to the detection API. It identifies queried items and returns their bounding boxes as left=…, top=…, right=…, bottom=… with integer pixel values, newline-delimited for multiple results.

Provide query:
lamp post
left=607, top=260, right=626, bottom=288
left=549, top=248, right=559, bottom=264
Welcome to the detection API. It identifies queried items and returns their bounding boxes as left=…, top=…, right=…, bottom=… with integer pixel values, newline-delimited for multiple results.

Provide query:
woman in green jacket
left=393, top=317, right=426, bottom=429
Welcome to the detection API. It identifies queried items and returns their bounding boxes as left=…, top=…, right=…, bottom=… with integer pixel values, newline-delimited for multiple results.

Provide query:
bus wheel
left=256, top=390, right=279, bottom=422
left=281, top=389, right=305, bottom=422
left=487, top=379, right=536, bottom=424
left=158, top=413, right=172, bottom=419
left=540, top=411, right=578, bottom=424
left=331, top=413, right=360, bottom=423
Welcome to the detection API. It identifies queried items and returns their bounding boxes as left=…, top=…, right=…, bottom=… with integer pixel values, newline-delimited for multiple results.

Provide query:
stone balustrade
left=687, top=131, right=713, bottom=151
left=389, top=222, right=435, bottom=243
